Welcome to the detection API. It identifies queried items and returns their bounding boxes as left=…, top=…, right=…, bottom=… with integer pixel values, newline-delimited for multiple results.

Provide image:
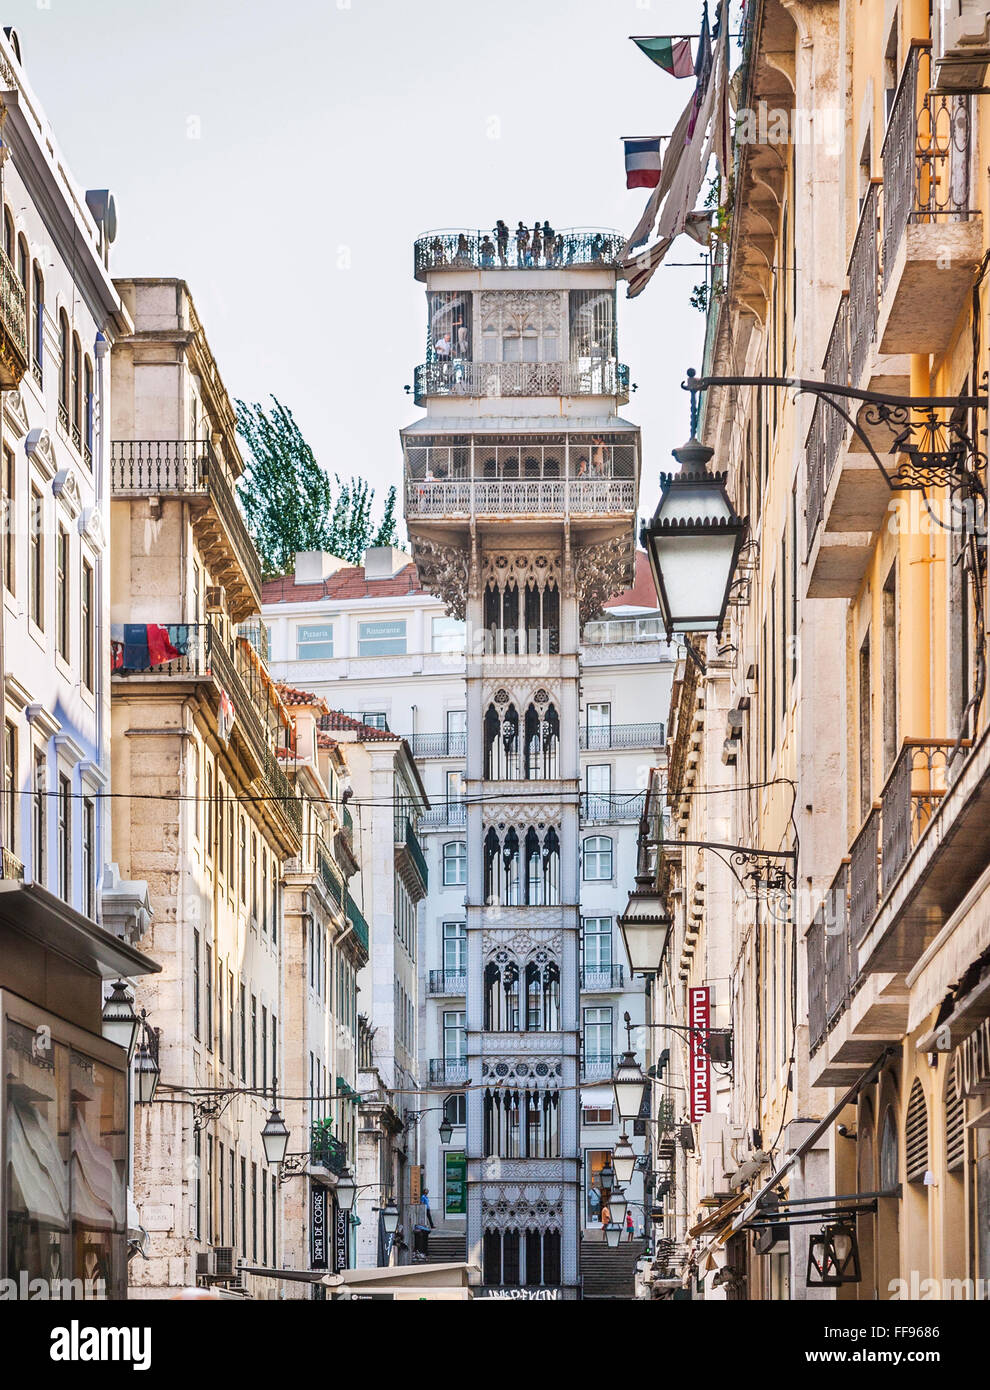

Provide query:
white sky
left=7, top=0, right=715, bottom=539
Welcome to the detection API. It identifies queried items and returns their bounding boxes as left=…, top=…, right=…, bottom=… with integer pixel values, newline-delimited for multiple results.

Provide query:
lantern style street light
left=613, top=1133, right=637, bottom=1187
left=133, top=1013, right=161, bottom=1105
left=609, top=1189, right=629, bottom=1228
left=101, top=980, right=141, bottom=1056
left=439, top=1116, right=454, bottom=1145
left=618, top=881, right=672, bottom=976
left=261, top=1096, right=291, bottom=1166
left=335, top=1169, right=357, bottom=1212
left=381, top=1201, right=400, bottom=1236
left=612, top=1049, right=647, bottom=1123
left=640, top=427, right=747, bottom=651
left=599, top=1161, right=616, bottom=1197
left=604, top=1222, right=623, bottom=1249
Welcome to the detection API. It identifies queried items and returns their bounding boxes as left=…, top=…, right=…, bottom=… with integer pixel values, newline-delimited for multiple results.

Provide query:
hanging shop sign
left=689, top=986, right=711, bottom=1122
left=334, top=1201, right=349, bottom=1273
left=311, top=1186, right=329, bottom=1270
left=445, top=1151, right=467, bottom=1216
left=953, top=1015, right=990, bottom=1100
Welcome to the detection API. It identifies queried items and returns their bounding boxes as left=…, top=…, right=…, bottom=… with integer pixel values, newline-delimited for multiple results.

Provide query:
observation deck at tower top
left=414, top=227, right=625, bottom=279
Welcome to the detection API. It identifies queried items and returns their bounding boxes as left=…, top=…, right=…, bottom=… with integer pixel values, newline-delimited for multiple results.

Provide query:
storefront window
left=584, top=1148, right=612, bottom=1224
left=5, top=1013, right=126, bottom=1297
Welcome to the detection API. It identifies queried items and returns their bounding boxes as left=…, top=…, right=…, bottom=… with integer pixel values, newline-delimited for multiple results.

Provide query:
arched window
left=583, top=835, right=613, bottom=881
left=442, top=840, right=466, bottom=887
left=32, top=263, right=43, bottom=380
left=525, top=960, right=560, bottom=1032
left=83, top=356, right=94, bottom=464
left=2, top=207, right=13, bottom=263
left=905, top=1077, right=929, bottom=1184
left=524, top=701, right=559, bottom=778
left=484, top=702, right=519, bottom=779
left=71, top=332, right=82, bottom=440
left=484, top=959, right=519, bottom=1031
left=16, top=233, right=27, bottom=298
left=58, top=311, right=70, bottom=416
left=946, top=1067, right=965, bottom=1174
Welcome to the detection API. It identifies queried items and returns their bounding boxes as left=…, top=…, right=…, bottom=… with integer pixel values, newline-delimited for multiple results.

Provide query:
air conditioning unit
left=205, top=586, right=225, bottom=613
left=934, top=0, right=990, bottom=91
left=195, top=1245, right=238, bottom=1281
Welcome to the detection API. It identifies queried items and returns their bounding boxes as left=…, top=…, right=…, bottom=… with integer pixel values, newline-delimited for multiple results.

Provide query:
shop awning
left=687, top=1190, right=749, bottom=1241
left=0, top=881, right=160, bottom=980
left=725, top=1049, right=893, bottom=1240
left=8, top=1100, right=69, bottom=1229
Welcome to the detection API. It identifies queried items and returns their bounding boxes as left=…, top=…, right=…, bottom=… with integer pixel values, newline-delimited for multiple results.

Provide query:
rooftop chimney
left=294, top=551, right=349, bottom=586
left=363, top=546, right=412, bottom=580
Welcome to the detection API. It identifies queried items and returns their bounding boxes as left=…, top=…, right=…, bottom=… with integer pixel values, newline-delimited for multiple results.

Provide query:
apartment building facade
left=0, top=28, right=159, bottom=1300
left=643, top=0, right=990, bottom=1301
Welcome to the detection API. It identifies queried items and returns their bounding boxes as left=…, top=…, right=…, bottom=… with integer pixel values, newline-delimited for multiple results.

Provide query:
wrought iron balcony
left=407, top=476, right=637, bottom=521
left=579, top=723, right=665, bottom=751
left=316, top=837, right=344, bottom=909
left=413, top=227, right=624, bottom=279
left=345, top=892, right=370, bottom=955
left=419, top=802, right=467, bottom=829
left=112, top=621, right=301, bottom=840
left=429, top=1057, right=468, bottom=1085
left=0, top=245, right=27, bottom=389
left=579, top=965, right=624, bottom=992
left=580, top=791, right=647, bottom=825
left=310, top=1127, right=349, bottom=1175
left=394, top=814, right=428, bottom=896
left=110, top=440, right=261, bottom=618
left=413, top=359, right=629, bottom=406
left=580, top=1053, right=619, bottom=1082
left=428, top=969, right=467, bottom=998
left=808, top=862, right=851, bottom=1055
left=407, top=731, right=467, bottom=760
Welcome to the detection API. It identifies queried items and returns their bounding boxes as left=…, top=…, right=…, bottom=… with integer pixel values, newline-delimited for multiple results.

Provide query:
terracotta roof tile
left=320, top=709, right=396, bottom=742
left=261, top=560, right=423, bottom=605
left=276, top=683, right=330, bottom=710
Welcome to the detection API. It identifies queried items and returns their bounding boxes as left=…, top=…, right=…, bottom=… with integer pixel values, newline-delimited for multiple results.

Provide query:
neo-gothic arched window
left=484, top=959, right=520, bottom=1031
left=484, top=1088, right=559, bottom=1159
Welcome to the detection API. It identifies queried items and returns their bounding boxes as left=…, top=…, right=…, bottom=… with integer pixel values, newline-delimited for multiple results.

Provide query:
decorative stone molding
left=482, top=802, right=563, bottom=833
left=481, top=1033, right=567, bottom=1056
left=482, top=677, right=561, bottom=712
left=26, top=703, right=62, bottom=738
left=101, top=862, right=153, bottom=942
left=574, top=535, right=634, bottom=625
left=481, top=1057, right=562, bottom=1082
left=481, top=924, right=563, bottom=959
left=480, top=1181, right=564, bottom=1233
left=3, top=388, right=29, bottom=438
left=411, top=537, right=469, bottom=619
left=78, top=506, right=106, bottom=550
left=52, top=468, right=81, bottom=518
left=25, top=426, right=57, bottom=481
left=481, top=548, right=561, bottom=595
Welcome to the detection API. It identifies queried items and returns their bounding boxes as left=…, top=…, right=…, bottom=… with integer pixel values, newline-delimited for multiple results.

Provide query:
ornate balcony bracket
left=686, top=371, right=988, bottom=508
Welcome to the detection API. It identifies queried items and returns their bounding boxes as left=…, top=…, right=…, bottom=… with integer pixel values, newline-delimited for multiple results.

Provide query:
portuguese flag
left=631, top=36, right=696, bottom=77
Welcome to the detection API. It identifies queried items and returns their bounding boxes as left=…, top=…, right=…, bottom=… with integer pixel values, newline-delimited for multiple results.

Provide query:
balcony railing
left=419, top=802, right=467, bottom=830
left=805, top=295, right=850, bottom=553
left=0, top=245, right=28, bottom=388
left=407, top=732, right=467, bottom=760
left=310, top=1128, right=349, bottom=1175
left=882, top=43, right=973, bottom=291
left=579, top=723, right=665, bottom=751
left=580, top=791, right=647, bottom=824
left=580, top=965, right=625, bottom=992
left=879, top=739, right=955, bottom=897
left=406, top=476, right=637, bottom=519
left=848, top=182, right=881, bottom=388
left=413, top=227, right=624, bottom=278
left=849, top=804, right=880, bottom=953
left=1, top=845, right=24, bottom=881
left=580, top=1054, right=620, bottom=1082
left=413, top=359, right=629, bottom=406
left=824, top=861, right=852, bottom=1026
left=110, top=440, right=262, bottom=609
left=317, top=837, right=344, bottom=908
left=113, top=621, right=301, bottom=838
left=428, top=969, right=467, bottom=997
left=429, top=1057, right=468, bottom=1085
left=807, top=914, right=826, bottom=1053
left=345, top=892, right=370, bottom=954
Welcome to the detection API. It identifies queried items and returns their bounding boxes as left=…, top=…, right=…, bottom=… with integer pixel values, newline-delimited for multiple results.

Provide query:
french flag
left=624, top=137, right=662, bottom=190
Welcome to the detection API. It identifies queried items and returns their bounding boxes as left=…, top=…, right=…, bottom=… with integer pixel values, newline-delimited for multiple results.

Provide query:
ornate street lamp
left=613, top=1132, right=637, bottom=1187
left=261, top=1098, right=291, bottom=1166
left=807, top=1220, right=861, bottom=1286
left=609, top=1189, right=629, bottom=1227
left=133, top=1015, right=161, bottom=1105
left=439, top=1116, right=454, bottom=1145
left=612, top=1049, right=646, bottom=1123
left=335, top=1169, right=357, bottom=1212
left=381, top=1201, right=400, bottom=1236
left=618, top=883, right=672, bottom=976
left=604, top=1222, right=623, bottom=1249
left=599, top=1161, right=616, bottom=1197
left=640, top=432, right=747, bottom=646
left=101, top=980, right=140, bottom=1056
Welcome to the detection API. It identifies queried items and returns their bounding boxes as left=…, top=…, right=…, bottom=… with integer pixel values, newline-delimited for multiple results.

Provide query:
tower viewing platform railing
left=414, top=228, right=625, bottom=279
left=413, top=359, right=630, bottom=406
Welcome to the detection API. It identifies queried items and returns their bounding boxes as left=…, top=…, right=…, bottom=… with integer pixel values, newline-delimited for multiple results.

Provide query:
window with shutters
left=945, top=1069, right=966, bottom=1173
left=905, top=1078, right=929, bottom=1184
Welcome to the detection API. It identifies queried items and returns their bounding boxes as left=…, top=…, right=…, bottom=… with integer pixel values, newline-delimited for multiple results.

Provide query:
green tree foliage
left=235, top=396, right=399, bottom=576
